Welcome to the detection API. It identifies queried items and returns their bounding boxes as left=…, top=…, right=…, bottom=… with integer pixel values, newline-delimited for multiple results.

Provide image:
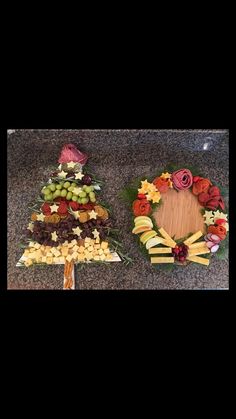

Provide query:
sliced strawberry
left=137, top=193, right=147, bottom=199
left=41, top=202, right=52, bottom=215
left=215, top=218, right=227, bottom=225
left=69, top=201, right=80, bottom=211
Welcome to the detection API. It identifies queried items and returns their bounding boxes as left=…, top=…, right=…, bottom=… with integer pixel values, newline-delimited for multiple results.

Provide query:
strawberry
left=215, top=218, right=227, bottom=226
left=57, top=201, right=68, bottom=215
left=69, top=201, right=80, bottom=211
left=41, top=203, right=51, bottom=215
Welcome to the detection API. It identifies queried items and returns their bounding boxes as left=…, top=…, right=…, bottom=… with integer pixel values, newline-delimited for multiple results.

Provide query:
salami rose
left=171, top=169, right=193, bottom=191
left=58, top=143, right=88, bottom=165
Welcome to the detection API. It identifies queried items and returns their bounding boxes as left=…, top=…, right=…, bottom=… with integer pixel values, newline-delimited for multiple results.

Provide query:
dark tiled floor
left=7, top=129, right=229, bottom=289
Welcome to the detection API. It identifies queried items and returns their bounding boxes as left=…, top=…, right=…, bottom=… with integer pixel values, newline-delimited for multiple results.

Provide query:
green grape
left=59, top=181, right=64, bottom=186
left=56, top=184, right=62, bottom=190
left=89, top=191, right=95, bottom=199
left=90, top=185, right=94, bottom=191
left=66, top=191, right=73, bottom=200
left=43, top=187, right=51, bottom=195
left=90, top=197, right=96, bottom=203
left=49, top=183, right=56, bottom=192
left=85, top=186, right=92, bottom=193
left=78, top=197, right=83, bottom=204
left=79, top=191, right=87, bottom=198
left=82, top=185, right=87, bottom=191
left=61, top=189, right=67, bottom=197
left=81, top=197, right=89, bottom=204
left=72, top=195, right=78, bottom=202
left=68, top=186, right=74, bottom=192
left=71, top=182, right=77, bottom=188
left=63, top=181, right=71, bottom=189
left=45, top=193, right=53, bottom=201
left=53, top=189, right=61, bottom=199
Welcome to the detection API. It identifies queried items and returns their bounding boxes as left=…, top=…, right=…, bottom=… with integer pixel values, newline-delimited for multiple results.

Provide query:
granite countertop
left=7, top=129, right=229, bottom=290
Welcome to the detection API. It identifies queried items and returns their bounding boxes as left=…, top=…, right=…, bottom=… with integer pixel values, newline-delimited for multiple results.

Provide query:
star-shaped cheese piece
left=92, top=228, right=100, bottom=239
left=203, top=210, right=215, bottom=226
left=147, top=191, right=161, bottom=203
left=160, top=172, right=172, bottom=180
left=138, top=180, right=157, bottom=194
left=36, top=213, right=45, bottom=222
left=75, top=172, right=84, bottom=180
left=72, top=187, right=83, bottom=195
left=71, top=210, right=80, bottom=219
left=213, top=210, right=228, bottom=223
left=58, top=164, right=62, bottom=170
left=88, top=210, right=98, bottom=220
left=50, top=203, right=59, bottom=213
left=67, top=161, right=76, bottom=168
left=51, top=231, right=58, bottom=242
left=72, top=226, right=83, bottom=237
left=57, top=170, right=68, bottom=178
left=27, top=222, right=34, bottom=232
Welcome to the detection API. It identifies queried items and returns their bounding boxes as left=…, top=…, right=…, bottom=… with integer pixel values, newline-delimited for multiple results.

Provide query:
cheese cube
left=95, top=237, right=100, bottom=243
left=78, top=246, right=85, bottom=253
left=105, top=254, right=113, bottom=260
left=23, top=249, right=30, bottom=256
left=53, top=257, right=60, bottom=263
left=71, top=239, right=77, bottom=246
left=98, top=249, right=104, bottom=255
left=101, top=241, right=108, bottom=250
left=94, top=244, right=100, bottom=249
left=90, top=239, right=95, bottom=246
left=100, top=254, right=106, bottom=261
left=77, top=253, right=85, bottom=261
left=85, top=253, right=93, bottom=260
left=45, top=246, right=51, bottom=252
left=61, top=247, right=69, bottom=256
left=28, top=252, right=36, bottom=259
left=63, top=240, right=69, bottom=246
left=85, top=242, right=90, bottom=248
left=71, top=252, right=78, bottom=260
left=59, top=256, right=65, bottom=263
left=34, top=243, right=41, bottom=249
left=94, top=255, right=100, bottom=261
left=104, top=248, right=110, bottom=254
left=30, top=248, right=35, bottom=252
left=88, top=246, right=94, bottom=252
left=46, top=257, right=53, bottom=264
left=68, top=242, right=74, bottom=248
left=24, top=259, right=33, bottom=266
left=93, top=249, right=98, bottom=256
left=46, top=252, right=52, bottom=257
left=85, top=237, right=91, bottom=243
left=42, top=256, right=47, bottom=263
left=29, top=241, right=35, bottom=247
left=72, top=245, right=79, bottom=252
left=66, top=254, right=73, bottom=262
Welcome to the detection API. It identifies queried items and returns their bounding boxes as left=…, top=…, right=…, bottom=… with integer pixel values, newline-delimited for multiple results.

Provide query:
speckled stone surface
left=7, top=129, right=229, bottom=290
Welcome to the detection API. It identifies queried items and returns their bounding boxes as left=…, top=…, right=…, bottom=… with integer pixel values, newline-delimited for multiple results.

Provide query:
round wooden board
left=153, top=188, right=206, bottom=240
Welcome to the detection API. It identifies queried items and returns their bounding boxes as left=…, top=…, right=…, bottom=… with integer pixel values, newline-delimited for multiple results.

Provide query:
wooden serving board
left=153, top=188, right=206, bottom=240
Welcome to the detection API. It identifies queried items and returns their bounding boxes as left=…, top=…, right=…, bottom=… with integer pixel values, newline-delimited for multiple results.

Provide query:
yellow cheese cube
left=90, top=239, right=95, bottom=246
left=59, top=256, right=65, bottom=263
left=28, top=252, right=36, bottom=259
left=85, top=237, right=91, bottom=243
left=72, top=245, right=79, bottom=252
left=30, top=248, right=35, bottom=252
left=104, top=248, right=110, bottom=254
left=45, top=246, right=51, bottom=252
left=61, top=247, right=69, bottom=256
left=101, top=241, right=108, bottom=250
left=93, top=249, right=98, bottom=256
left=71, top=239, right=77, bottom=245
left=23, top=249, right=30, bottom=256
left=46, top=252, right=52, bottom=257
left=85, top=242, right=90, bottom=248
left=77, top=253, right=85, bottom=261
left=94, top=255, right=100, bottom=261
left=66, top=254, right=73, bottom=262
left=78, top=246, right=85, bottom=253
left=71, top=252, right=78, bottom=260
left=42, top=256, right=47, bottom=263
left=68, top=242, right=74, bottom=248
left=100, top=254, right=106, bottom=261
left=105, top=254, right=113, bottom=260
left=85, top=253, right=93, bottom=261
left=46, top=257, right=53, bottom=264
left=63, top=240, right=69, bottom=246
left=24, top=259, right=33, bottom=266
left=88, top=245, right=94, bottom=252
left=34, top=243, right=41, bottom=249
left=94, top=244, right=100, bottom=249
left=29, top=241, right=35, bottom=247
left=95, top=237, right=100, bottom=244
left=98, top=249, right=104, bottom=255
left=53, top=257, right=60, bottom=263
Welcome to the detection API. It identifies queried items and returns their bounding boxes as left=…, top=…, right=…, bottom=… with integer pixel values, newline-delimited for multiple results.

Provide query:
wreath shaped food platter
left=122, top=166, right=228, bottom=269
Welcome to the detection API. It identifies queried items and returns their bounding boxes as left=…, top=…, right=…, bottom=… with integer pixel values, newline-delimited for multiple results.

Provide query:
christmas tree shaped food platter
left=17, top=143, right=131, bottom=289
left=121, top=166, right=228, bottom=269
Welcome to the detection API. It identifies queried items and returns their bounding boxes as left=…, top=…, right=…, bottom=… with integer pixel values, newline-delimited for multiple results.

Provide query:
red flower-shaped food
left=198, top=185, right=225, bottom=210
left=132, top=199, right=151, bottom=216
left=58, top=143, right=88, bottom=165
left=171, top=169, right=193, bottom=191
left=69, top=201, right=80, bottom=211
left=152, top=176, right=169, bottom=193
left=207, top=225, right=227, bottom=240
left=192, top=178, right=212, bottom=195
